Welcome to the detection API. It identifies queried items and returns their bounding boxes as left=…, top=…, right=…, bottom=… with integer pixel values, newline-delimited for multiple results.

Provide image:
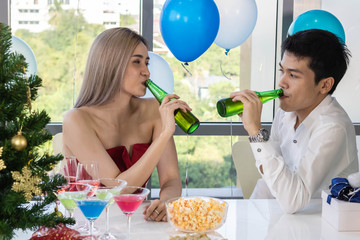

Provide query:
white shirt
left=250, top=95, right=359, bottom=213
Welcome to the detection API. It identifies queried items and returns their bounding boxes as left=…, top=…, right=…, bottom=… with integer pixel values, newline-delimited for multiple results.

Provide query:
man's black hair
left=281, top=29, right=351, bottom=94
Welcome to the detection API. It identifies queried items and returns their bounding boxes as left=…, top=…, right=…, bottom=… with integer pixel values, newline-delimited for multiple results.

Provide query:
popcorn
left=169, top=233, right=228, bottom=240
left=166, top=197, right=228, bottom=232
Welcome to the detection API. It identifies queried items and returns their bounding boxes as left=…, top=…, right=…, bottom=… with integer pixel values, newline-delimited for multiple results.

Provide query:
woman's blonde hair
left=74, top=27, right=148, bottom=108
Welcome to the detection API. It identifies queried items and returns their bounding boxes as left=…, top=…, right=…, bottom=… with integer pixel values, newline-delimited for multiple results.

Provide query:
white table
left=13, top=199, right=360, bottom=239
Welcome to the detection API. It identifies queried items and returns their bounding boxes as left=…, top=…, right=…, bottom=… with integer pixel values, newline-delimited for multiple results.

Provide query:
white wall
left=323, top=0, right=360, bottom=168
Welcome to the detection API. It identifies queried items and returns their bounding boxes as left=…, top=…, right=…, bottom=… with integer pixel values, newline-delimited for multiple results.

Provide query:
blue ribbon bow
left=327, top=177, right=360, bottom=204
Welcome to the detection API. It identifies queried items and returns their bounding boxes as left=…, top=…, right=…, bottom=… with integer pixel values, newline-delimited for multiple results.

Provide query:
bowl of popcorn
left=166, top=196, right=228, bottom=233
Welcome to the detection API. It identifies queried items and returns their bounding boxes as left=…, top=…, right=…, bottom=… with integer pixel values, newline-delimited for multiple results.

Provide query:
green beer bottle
left=217, top=89, right=284, bottom=117
left=145, top=79, right=200, bottom=134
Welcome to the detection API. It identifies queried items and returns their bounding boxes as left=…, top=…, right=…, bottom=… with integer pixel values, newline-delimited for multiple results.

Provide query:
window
left=4, top=0, right=360, bottom=199
left=148, top=0, right=277, bottom=198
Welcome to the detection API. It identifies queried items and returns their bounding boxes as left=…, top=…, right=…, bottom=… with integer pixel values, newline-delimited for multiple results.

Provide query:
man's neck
left=294, top=94, right=329, bottom=130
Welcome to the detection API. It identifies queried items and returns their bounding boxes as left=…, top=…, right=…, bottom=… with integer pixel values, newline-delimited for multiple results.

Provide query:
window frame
left=3, top=0, right=360, bottom=199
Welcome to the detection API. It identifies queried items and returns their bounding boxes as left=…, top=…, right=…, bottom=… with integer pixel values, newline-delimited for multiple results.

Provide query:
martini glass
left=97, top=178, right=127, bottom=240
left=74, top=189, right=110, bottom=240
left=56, top=182, right=92, bottom=230
left=113, top=186, right=150, bottom=240
left=75, top=161, right=101, bottom=234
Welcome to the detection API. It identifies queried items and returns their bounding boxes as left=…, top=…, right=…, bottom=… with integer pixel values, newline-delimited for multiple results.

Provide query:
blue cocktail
left=74, top=197, right=108, bottom=239
left=74, top=180, right=125, bottom=240
left=76, top=199, right=108, bottom=221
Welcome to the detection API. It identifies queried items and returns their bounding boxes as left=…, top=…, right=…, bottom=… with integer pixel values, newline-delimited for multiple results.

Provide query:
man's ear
left=319, top=77, right=334, bottom=94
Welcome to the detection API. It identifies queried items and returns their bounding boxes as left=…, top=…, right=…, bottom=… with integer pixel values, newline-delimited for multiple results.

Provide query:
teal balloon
left=288, top=10, right=345, bottom=44
left=160, top=0, right=220, bottom=63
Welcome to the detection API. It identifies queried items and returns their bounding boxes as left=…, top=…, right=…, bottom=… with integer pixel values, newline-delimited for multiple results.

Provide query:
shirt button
left=257, top=148, right=262, bottom=152
left=293, top=140, right=297, bottom=143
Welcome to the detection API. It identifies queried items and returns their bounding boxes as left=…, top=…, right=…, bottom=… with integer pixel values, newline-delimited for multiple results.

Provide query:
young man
left=230, top=29, right=359, bottom=213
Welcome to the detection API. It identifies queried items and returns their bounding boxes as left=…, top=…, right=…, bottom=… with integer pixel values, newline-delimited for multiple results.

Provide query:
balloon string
left=219, top=60, right=231, bottom=80
left=181, top=62, right=192, bottom=76
left=72, top=0, right=80, bottom=106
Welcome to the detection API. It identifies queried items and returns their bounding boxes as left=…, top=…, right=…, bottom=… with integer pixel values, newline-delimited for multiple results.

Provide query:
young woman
left=63, top=27, right=188, bottom=222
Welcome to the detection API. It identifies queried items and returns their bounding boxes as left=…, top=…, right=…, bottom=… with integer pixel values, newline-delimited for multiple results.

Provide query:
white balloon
left=214, top=0, right=258, bottom=50
left=10, top=36, right=37, bottom=78
left=142, top=51, right=174, bottom=98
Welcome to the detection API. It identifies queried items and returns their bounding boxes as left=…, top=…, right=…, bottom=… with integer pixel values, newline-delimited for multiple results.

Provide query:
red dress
left=106, top=143, right=151, bottom=186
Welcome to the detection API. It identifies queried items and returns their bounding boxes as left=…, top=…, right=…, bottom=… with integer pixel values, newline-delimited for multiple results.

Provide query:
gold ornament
left=27, top=158, right=34, bottom=165
left=27, top=150, right=33, bottom=165
left=0, top=160, right=5, bottom=171
left=26, top=86, right=32, bottom=111
left=24, top=68, right=32, bottom=112
left=0, top=147, right=5, bottom=171
left=11, top=131, right=28, bottom=151
left=11, top=166, right=42, bottom=201
left=54, top=203, right=64, bottom=218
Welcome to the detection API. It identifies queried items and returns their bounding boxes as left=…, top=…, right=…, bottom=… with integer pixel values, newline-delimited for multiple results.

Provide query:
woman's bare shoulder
left=63, top=107, right=93, bottom=127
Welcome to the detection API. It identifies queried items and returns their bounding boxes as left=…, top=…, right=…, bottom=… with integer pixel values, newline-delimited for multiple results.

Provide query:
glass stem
left=89, top=221, right=94, bottom=239
left=105, top=206, right=110, bottom=234
left=127, top=216, right=131, bottom=240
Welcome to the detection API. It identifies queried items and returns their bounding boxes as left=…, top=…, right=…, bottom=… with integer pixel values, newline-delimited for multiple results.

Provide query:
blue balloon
left=288, top=10, right=345, bottom=44
left=160, top=0, right=220, bottom=63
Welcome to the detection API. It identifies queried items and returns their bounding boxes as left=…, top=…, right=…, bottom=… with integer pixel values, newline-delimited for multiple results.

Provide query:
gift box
left=321, top=190, right=360, bottom=232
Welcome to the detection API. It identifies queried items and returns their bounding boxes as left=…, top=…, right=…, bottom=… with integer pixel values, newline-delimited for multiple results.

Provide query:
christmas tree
left=0, top=23, right=73, bottom=239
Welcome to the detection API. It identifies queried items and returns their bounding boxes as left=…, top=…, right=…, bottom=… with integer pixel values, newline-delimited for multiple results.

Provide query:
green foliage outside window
left=151, top=136, right=237, bottom=188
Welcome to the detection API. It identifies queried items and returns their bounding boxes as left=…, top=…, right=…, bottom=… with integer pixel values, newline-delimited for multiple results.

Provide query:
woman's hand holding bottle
left=146, top=79, right=200, bottom=134
left=158, top=94, right=192, bottom=137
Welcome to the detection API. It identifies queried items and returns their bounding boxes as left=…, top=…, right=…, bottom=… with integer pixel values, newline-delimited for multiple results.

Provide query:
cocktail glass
left=56, top=182, right=92, bottom=217
left=113, top=186, right=150, bottom=240
left=62, top=156, right=78, bottom=183
left=75, top=161, right=101, bottom=234
left=76, top=161, right=101, bottom=196
left=97, top=178, right=127, bottom=240
left=56, top=182, right=92, bottom=230
left=74, top=189, right=110, bottom=240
